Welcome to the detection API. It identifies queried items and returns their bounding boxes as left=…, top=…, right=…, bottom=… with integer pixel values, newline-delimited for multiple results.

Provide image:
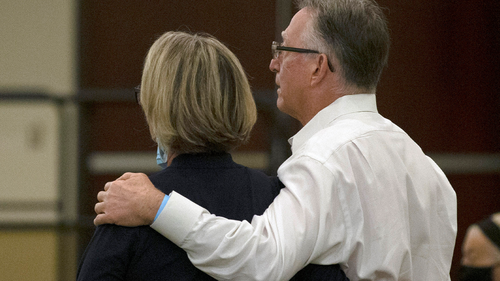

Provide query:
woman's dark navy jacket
left=77, top=153, right=349, bottom=281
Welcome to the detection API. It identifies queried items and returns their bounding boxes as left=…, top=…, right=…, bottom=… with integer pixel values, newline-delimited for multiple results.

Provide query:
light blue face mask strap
left=153, top=145, right=169, bottom=220
left=156, top=146, right=168, bottom=169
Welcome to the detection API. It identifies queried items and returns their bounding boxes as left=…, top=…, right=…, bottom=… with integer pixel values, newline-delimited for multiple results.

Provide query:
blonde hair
left=140, top=31, right=257, bottom=154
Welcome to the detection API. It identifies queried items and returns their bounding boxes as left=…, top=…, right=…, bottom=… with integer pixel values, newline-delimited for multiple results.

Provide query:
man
left=95, top=0, right=457, bottom=280
left=459, top=213, right=500, bottom=281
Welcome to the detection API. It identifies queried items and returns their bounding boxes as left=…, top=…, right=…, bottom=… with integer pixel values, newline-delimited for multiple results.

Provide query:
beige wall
left=0, top=230, right=59, bottom=281
left=0, top=0, right=77, bottom=95
left=0, top=0, right=78, bottom=280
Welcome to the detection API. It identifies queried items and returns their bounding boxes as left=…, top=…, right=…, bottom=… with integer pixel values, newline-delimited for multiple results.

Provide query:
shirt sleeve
left=151, top=156, right=348, bottom=280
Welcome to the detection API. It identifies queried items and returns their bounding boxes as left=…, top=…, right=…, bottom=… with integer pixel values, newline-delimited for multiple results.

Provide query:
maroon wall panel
left=79, top=0, right=277, bottom=90
left=376, top=1, right=499, bottom=153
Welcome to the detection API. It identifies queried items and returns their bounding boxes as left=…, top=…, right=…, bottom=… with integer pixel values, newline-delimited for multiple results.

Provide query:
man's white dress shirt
left=152, top=93, right=457, bottom=281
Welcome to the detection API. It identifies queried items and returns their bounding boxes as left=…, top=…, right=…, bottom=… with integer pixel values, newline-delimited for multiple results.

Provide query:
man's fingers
left=117, top=172, right=134, bottom=181
left=95, top=201, right=104, bottom=215
left=103, top=182, right=112, bottom=192
left=94, top=213, right=111, bottom=226
left=97, top=190, right=107, bottom=203
left=94, top=172, right=155, bottom=227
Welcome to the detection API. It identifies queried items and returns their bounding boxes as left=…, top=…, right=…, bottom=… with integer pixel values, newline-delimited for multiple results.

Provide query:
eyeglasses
left=272, top=41, right=334, bottom=72
left=134, top=85, right=141, bottom=104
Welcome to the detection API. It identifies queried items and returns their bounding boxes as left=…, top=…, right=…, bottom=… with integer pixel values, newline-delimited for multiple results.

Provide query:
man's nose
left=269, top=58, right=279, bottom=73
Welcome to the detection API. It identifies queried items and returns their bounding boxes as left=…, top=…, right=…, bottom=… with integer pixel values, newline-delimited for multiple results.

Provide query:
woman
left=77, top=31, right=347, bottom=280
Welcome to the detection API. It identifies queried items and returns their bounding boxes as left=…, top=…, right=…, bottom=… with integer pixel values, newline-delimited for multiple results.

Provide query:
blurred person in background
left=459, top=212, right=500, bottom=281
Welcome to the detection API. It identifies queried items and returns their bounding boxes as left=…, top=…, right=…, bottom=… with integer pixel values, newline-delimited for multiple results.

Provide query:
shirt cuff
left=150, top=191, right=206, bottom=246
left=154, top=194, right=170, bottom=221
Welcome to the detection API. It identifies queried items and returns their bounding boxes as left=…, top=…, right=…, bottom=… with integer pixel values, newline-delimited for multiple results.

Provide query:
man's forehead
left=281, top=9, right=309, bottom=43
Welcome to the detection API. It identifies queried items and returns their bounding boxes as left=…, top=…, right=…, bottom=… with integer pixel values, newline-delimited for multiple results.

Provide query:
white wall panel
left=0, top=0, right=77, bottom=96
left=0, top=100, right=60, bottom=224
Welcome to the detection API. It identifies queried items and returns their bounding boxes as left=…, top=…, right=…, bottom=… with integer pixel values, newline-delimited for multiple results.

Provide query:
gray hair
left=297, top=0, right=390, bottom=91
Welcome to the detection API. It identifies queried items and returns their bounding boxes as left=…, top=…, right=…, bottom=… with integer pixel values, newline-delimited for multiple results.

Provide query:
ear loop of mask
left=156, top=143, right=169, bottom=169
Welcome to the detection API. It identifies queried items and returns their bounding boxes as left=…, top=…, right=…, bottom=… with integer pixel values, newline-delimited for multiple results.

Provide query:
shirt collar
left=289, top=93, right=378, bottom=153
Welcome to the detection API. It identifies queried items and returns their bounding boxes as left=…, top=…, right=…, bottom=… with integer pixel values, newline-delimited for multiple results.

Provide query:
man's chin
left=276, top=98, right=283, bottom=110
left=276, top=100, right=288, bottom=115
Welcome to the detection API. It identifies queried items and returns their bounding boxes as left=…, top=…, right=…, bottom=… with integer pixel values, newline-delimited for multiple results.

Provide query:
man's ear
left=310, top=54, right=330, bottom=86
